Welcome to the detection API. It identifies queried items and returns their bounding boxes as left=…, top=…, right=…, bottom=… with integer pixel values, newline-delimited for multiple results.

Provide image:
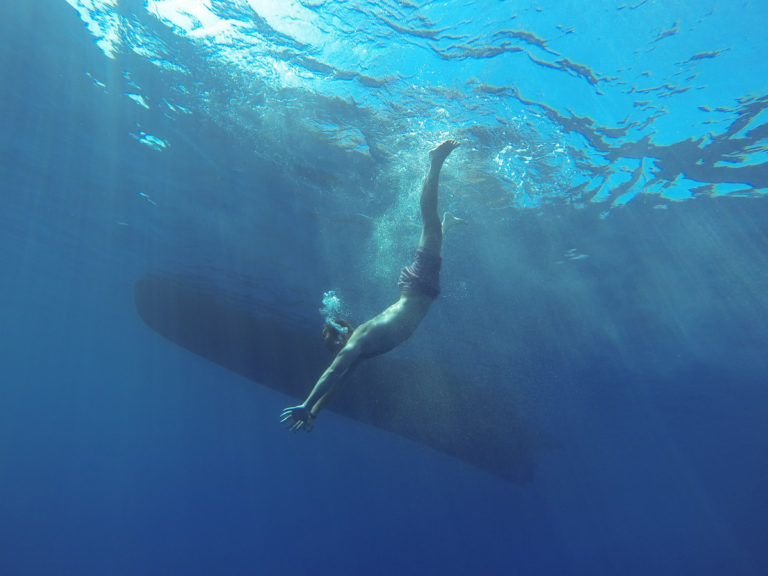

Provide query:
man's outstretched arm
left=280, top=343, right=359, bottom=431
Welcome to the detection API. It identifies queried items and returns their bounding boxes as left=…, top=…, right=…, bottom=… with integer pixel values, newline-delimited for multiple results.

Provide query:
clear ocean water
left=2, top=1, right=767, bottom=574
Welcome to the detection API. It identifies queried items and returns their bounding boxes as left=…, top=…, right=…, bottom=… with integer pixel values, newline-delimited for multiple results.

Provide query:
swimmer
left=280, top=139, right=460, bottom=432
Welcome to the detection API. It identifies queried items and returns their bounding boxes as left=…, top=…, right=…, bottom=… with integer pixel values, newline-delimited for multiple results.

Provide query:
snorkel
left=319, top=290, right=352, bottom=352
left=325, top=317, right=348, bottom=335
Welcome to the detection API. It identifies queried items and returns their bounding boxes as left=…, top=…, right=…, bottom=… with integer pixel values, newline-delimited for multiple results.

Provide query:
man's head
left=322, top=318, right=354, bottom=354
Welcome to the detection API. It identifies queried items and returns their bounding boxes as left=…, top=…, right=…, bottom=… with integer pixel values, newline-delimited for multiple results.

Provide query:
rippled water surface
left=67, top=0, right=768, bottom=209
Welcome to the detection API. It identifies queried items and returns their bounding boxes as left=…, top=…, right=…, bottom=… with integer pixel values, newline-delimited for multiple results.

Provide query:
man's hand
left=280, top=405, right=315, bottom=432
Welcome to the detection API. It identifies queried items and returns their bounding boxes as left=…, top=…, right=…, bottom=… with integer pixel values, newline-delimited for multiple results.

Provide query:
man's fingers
left=281, top=407, right=315, bottom=433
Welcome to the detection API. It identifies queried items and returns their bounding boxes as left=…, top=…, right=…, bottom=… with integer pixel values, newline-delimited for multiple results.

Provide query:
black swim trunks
left=398, top=248, right=441, bottom=299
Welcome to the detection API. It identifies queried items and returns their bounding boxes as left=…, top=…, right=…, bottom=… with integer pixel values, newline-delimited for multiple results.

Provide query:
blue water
left=2, top=1, right=767, bottom=574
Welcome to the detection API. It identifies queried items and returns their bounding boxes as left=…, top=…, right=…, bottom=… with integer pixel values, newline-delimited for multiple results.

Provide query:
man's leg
left=419, top=140, right=460, bottom=254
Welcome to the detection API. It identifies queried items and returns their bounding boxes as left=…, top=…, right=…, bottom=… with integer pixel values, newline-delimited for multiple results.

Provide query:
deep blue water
left=2, top=1, right=768, bottom=574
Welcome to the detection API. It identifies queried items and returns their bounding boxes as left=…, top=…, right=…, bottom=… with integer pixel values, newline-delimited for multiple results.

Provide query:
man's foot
left=430, top=139, right=460, bottom=166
